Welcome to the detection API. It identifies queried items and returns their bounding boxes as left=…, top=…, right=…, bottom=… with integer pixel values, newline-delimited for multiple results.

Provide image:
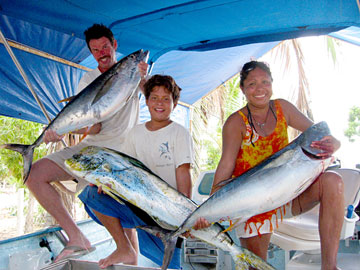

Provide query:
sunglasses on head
left=242, top=61, right=270, bottom=74
left=243, top=64, right=256, bottom=73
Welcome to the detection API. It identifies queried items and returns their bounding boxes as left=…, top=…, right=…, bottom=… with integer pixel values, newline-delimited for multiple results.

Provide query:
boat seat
left=271, top=168, right=360, bottom=267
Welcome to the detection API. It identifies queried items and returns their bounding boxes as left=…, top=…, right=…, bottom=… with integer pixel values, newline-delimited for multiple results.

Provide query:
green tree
left=344, top=106, right=360, bottom=142
left=0, top=115, right=84, bottom=234
left=0, top=116, right=49, bottom=234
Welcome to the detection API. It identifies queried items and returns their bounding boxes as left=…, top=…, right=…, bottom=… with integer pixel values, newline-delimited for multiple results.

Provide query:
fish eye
left=102, top=163, right=111, bottom=172
left=73, top=154, right=81, bottom=159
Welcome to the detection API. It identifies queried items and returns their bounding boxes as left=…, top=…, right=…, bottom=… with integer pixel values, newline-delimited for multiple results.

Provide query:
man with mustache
left=25, top=24, right=148, bottom=262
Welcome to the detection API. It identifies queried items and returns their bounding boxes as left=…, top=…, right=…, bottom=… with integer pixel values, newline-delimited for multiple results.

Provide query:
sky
left=261, top=36, right=360, bottom=169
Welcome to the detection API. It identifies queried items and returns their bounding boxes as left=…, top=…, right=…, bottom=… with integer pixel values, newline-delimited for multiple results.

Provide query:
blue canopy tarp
left=0, top=0, right=359, bottom=126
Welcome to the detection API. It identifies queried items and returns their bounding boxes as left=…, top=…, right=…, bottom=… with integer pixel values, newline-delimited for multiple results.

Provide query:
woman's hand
left=311, top=135, right=341, bottom=159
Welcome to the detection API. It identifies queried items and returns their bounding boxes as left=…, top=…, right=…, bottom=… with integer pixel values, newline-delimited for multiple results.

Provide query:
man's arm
left=43, top=123, right=101, bottom=144
left=72, top=123, right=102, bottom=135
left=138, top=61, right=149, bottom=94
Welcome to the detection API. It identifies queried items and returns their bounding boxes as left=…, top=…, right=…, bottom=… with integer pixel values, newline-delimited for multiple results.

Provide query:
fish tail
left=0, top=143, right=36, bottom=183
left=136, top=225, right=178, bottom=270
left=231, top=245, right=276, bottom=270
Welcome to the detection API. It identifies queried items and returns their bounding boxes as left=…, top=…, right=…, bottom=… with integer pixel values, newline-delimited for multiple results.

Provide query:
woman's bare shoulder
left=224, top=108, right=247, bottom=133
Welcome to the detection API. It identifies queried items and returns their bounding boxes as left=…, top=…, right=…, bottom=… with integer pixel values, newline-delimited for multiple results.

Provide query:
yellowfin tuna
left=1, top=49, right=149, bottom=182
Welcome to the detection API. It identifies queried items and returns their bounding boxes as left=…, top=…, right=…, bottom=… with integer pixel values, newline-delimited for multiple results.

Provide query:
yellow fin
left=222, top=219, right=241, bottom=233
left=94, top=181, right=125, bottom=205
left=57, top=96, right=75, bottom=103
left=79, top=127, right=90, bottom=142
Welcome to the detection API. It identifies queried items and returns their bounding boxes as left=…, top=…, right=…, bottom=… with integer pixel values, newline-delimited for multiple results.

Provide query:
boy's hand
left=89, top=183, right=112, bottom=194
left=193, top=217, right=211, bottom=230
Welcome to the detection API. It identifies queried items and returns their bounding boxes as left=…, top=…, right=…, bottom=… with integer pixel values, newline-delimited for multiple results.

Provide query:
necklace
left=246, top=101, right=277, bottom=140
left=254, top=107, right=270, bottom=130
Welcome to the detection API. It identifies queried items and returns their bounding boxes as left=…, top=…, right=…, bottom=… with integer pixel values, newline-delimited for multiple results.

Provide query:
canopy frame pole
left=0, top=29, right=67, bottom=147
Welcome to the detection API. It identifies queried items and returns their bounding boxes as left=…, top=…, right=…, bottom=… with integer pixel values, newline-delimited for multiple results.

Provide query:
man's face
left=89, top=36, right=117, bottom=73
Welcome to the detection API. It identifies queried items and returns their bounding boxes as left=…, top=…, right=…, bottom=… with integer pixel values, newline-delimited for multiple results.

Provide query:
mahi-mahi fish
left=65, top=146, right=276, bottom=270
left=166, top=122, right=333, bottom=253
left=0, top=49, right=149, bottom=183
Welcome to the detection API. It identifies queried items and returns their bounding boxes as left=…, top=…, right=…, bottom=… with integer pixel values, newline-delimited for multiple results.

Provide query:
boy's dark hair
left=144, top=75, right=181, bottom=103
left=84, top=24, right=115, bottom=50
left=240, top=61, right=273, bottom=87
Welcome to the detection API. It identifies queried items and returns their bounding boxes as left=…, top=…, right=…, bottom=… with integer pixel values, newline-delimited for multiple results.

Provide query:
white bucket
left=340, top=211, right=359, bottom=239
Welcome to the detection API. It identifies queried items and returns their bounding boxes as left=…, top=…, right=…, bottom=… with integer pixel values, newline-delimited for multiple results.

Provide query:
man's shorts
left=78, top=185, right=181, bottom=269
left=45, top=142, right=91, bottom=192
left=235, top=202, right=293, bottom=238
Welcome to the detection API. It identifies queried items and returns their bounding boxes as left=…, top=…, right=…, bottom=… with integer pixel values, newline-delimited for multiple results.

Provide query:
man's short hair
left=84, top=24, right=115, bottom=50
left=144, top=75, right=181, bottom=103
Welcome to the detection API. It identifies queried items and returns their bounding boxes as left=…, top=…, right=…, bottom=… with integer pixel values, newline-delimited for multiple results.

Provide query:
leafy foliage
left=191, top=75, right=246, bottom=175
left=0, top=116, right=85, bottom=234
left=344, top=106, right=360, bottom=142
left=0, top=116, right=48, bottom=187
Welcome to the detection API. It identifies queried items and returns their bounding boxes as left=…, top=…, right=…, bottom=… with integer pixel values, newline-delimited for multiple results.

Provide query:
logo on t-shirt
left=159, top=142, right=171, bottom=160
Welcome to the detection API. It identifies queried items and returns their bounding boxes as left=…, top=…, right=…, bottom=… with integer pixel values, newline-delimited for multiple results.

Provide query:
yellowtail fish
left=1, top=49, right=149, bottom=182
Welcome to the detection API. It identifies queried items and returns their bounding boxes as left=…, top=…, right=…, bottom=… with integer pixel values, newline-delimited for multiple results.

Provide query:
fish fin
left=117, top=151, right=167, bottom=180
left=57, top=96, right=75, bottom=103
left=136, top=225, right=169, bottom=238
left=161, top=236, right=177, bottom=270
left=95, top=182, right=125, bottom=205
left=79, top=127, right=90, bottom=142
left=232, top=246, right=276, bottom=270
left=0, top=143, right=35, bottom=183
left=91, top=78, right=113, bottom=105
left=137, top=225, right=178, bottom=270
left=127, top=158, right=158, bottom=175
left=222, top=219, right=241, bottom=233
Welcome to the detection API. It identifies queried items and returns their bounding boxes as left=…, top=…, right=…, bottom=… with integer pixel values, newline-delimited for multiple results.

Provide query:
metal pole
left=0, top=29, right=67, bottom=147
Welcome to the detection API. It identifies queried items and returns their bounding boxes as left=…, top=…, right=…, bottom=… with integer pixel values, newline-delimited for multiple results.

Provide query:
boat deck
left=0, top=219, right=359, bottom=270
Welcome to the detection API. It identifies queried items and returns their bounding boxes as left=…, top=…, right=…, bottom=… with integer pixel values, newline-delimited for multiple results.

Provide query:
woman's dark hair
left=144, top=75, right=181, bottom=103
left=240, top=61, right=273, bottom=87
left=84, top=24, right=115, bottom=50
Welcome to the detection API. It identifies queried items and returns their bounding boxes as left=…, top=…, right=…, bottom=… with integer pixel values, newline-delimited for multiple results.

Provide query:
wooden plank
left=0, top=39, right=91, bottom=71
